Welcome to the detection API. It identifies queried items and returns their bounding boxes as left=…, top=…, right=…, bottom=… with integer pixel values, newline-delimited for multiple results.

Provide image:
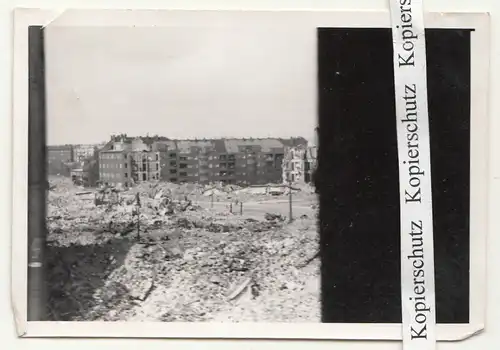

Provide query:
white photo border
left=11, top=8, right=490, bottom=341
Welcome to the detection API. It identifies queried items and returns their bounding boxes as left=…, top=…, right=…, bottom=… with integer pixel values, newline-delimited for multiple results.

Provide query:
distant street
left=197, top=198, right=316, bottom=219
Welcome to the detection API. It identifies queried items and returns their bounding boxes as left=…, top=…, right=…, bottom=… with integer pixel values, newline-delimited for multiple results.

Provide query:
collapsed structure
left=46, top=177, right=320, bottom=322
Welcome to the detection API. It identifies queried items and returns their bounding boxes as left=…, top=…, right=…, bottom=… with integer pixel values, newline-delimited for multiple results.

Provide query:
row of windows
left=48, top=150, right=72, bottom=154
left=130, top=154, right=160, bottom=162
left=101, top=152, right=162, bottom=160
left=169, top=153, right=281, bottom=161
left=133, top=173, right=160, bottom=181
left=132, top=162, right=160, bottom=171
left=100, top=172, right=123, bottom=179
left=101, top=153, right=126, bottom=160
left=165, top=170, right=278, bottom=178
left=166, top=162, right=278, bottom=170
left=100, top=163, right=127, bottom=169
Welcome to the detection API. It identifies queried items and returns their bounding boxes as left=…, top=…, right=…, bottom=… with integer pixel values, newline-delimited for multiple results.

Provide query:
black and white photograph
left=42, top=21, right=320, bottom=323
left=12, top=9, right=489, bottom=340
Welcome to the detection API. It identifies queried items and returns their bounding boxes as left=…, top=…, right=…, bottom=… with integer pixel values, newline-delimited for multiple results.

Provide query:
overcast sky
left=44, top=25, right=317, bottom=145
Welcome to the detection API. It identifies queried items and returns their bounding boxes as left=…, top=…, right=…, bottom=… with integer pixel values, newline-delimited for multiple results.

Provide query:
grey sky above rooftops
left=44, top=25, right=317, bottom=146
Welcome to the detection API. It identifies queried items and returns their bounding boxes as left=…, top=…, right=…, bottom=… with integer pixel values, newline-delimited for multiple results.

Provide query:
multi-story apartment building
left=222, top=138, right=286, bottom=185
left=157, top=138, right=295, bottom=185
left=97, top=135, right=307, bottom=187
left=99, top=149, right=128, bottom=187
left=98, top=137, right=167, bottom=187
left=47, top=145, right=74, bottom=176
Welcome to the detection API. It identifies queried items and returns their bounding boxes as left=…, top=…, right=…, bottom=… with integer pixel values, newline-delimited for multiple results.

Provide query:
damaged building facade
left=72, top=144, right=101, bottom=163
left=97, top=136, right=308, bottom=187
left=282, top=146, right=317, bottom=184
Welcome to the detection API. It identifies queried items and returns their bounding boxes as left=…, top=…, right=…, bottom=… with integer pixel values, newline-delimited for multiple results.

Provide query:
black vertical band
left=318, top=28, right=471, bottom=324
left=28, top=25, right=47, bottom=321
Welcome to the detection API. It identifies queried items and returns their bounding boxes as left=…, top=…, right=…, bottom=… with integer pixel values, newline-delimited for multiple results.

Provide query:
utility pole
left=135, top=192, right=141, bottom=240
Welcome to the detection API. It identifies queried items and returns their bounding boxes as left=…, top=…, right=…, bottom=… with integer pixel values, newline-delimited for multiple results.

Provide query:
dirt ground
left=45, top=177, right=320, bottom=322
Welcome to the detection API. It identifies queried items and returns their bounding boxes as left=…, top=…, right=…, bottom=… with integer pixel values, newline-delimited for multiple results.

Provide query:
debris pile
left=46, top=177, right=320, bottom=322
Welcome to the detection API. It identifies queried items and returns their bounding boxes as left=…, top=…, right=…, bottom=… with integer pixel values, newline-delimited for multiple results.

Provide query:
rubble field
left=46, top=177, right=320, bottom=322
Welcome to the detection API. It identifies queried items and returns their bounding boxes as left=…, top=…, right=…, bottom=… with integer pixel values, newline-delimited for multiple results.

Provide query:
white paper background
left=1, top=0, right=499, bottom=349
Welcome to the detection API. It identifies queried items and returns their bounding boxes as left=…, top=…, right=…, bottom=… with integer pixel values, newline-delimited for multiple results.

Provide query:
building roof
left=278, top=137, right=308, bottom=148
left=159, top=140, right=177, bottom=150
left=98, top=136, right=305, bottom=155
left=175, top=140, right=213, bottom=153
left=212, top=139, right=226, bottom=153
left=224, top=138, right=285, bottom=153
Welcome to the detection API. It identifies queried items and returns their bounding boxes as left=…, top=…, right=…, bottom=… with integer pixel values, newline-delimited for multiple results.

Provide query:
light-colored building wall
left=282, top=146, right=317, bottom=184
left=73, top=144, right=98, bottom=163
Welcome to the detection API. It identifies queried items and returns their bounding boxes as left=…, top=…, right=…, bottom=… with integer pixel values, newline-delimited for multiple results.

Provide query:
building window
left=170, top=169, right=177, bottom=174
left=170, top=161, right=177, bottom=167
left=171, top=178, right=177, bottom=182
left=125, top=163, right=127, bottom=168
left=142, top=173, right=147, bottom=181
left=180, top=163, right=187, bottom=169
left=156, top=163, right=159, bottom=171
left=120, top=164, right=123, bottom=169
left=220, top=163, right=226, bottom=168
left=219, top=155, right=227, bottom=161
left=180, top=172, right=187, bottom=177
left=125, top=173, right=128, bottom=178
left=155, top=153, right=159, bottom=161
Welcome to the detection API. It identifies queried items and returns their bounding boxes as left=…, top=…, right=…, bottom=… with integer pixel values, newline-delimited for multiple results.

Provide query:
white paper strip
left=388, top=1, right=437, bottom=349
